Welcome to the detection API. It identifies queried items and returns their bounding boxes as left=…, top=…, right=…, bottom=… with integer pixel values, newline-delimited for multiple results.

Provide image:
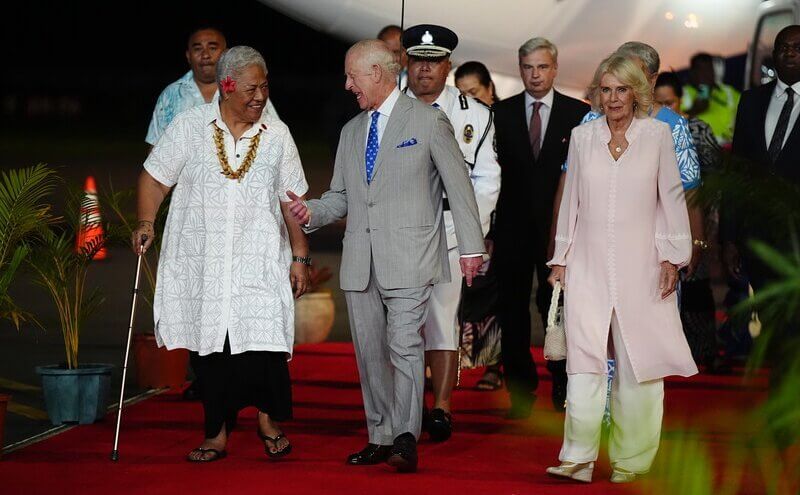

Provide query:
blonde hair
left=587, top=54, right=652, bottom=118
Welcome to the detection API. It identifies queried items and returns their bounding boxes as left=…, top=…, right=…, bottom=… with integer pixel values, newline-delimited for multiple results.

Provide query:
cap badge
left=463, top=124, right=474, bottom=144
left=421, top=31, right=434, bottom=45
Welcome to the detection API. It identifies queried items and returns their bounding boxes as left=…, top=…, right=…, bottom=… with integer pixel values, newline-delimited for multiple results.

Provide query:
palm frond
left=0, top=164, right=59, bottom=268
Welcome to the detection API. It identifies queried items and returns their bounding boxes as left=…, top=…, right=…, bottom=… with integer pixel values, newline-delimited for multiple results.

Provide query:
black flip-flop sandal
left=257, top=431, right=292, bottom=459
left=186, top=447, right=227, bottom=462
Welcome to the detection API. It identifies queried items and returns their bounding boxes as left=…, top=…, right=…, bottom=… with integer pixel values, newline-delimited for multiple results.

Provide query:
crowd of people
left=131, top=20, right=800, bottom=483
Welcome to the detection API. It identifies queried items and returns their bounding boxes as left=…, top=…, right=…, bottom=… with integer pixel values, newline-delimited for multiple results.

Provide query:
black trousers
left=190, top=335, right=292, bottom=439
left=496, top=255, right=567, bottom=404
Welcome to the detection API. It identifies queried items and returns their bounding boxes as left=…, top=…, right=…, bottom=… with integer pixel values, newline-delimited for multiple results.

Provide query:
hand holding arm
left=285, top=190, right=311, bottom=226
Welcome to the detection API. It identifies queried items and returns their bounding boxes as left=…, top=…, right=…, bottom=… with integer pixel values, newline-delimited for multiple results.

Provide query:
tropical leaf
left=0, top=164, right=59, bottom=267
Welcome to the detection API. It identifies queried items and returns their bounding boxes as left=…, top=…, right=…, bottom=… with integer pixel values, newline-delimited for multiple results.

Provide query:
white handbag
left=543, top=281, right=567, bottom=361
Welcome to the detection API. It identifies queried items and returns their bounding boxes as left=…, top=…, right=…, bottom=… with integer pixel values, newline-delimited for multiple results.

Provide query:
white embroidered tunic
left=548, top=116, right=697, bottom=382
left=144, top=103, right=308, bottom=356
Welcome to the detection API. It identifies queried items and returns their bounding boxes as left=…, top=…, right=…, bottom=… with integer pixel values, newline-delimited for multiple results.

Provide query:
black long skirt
left=189, top=335, right=292, bottom=439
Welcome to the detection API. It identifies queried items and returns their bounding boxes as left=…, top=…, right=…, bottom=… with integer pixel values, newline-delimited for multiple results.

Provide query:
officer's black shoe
left=427, top=408, right=452, bottom=442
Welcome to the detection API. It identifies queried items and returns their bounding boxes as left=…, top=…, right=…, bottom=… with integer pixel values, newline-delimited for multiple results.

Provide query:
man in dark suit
left=724, top=25, right=800, bottom=395
left=492, top=37, right=589, bottom=417
left=726, top=24, right=800, bottom=286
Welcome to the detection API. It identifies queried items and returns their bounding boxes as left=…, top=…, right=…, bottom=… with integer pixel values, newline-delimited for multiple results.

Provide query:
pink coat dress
left=548, top=116, right=698, bottom=383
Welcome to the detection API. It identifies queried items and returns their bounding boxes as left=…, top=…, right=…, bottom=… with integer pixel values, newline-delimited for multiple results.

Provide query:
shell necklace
left=213, top=124, right=262, bottom=182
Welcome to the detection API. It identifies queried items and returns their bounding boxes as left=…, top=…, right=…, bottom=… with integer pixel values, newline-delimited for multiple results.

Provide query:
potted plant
left=29, top=186, right=113, bottom=425
left=294, top=265, right=335, bottom=345
left=102, top=186, right=187, bottom=390
left=0, top=164, right=58, bottom=446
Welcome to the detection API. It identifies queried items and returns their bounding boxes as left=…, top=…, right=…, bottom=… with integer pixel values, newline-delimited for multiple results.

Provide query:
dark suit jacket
left=732, top=80, right=800, bottom=183
left=492, top=90, right=589, bottom=257
left=726, top=80, right=800, bottom=284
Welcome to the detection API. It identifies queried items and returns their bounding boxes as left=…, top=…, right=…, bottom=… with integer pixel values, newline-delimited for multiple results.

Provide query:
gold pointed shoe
left=546, top=461, right=594, bottom=483
left=610, top=468, right=638, bottom=483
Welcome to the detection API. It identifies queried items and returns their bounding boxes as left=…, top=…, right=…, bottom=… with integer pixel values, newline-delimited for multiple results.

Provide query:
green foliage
left=648, top=431, right=715, bottom=495
left=25, top=184, right=111, bottom=369
left=661, top=151, right=800, bottom=494
left=0, top=164, right=58, bottom=328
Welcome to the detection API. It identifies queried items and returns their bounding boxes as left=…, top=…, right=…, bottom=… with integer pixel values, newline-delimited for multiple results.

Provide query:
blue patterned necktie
left=366, top=111, right=380, bottom=183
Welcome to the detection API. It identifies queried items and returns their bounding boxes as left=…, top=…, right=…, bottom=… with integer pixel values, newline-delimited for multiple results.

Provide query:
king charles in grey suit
left=287, top=40, right=485, bottom=472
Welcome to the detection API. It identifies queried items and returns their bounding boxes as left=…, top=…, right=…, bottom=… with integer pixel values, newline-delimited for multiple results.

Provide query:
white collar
left=405, top=85, right=455, bottom=109
left=208, top=102, right=269, bottom=138
left=525, top=88, right=555, bottom=108
left=371, top=87, right=402, bottom=119
left=775, top=78, right=800, bottom=98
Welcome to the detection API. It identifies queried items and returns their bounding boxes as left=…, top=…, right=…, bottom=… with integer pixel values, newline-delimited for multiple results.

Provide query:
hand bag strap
left=547, top=282, right=562, bottom=328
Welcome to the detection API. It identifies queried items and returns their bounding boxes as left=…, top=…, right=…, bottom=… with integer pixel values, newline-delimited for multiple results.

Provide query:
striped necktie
left=768, top=87, right=795, bottom=163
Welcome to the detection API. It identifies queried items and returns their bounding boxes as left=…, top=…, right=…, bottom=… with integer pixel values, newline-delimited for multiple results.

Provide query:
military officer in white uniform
left=402, top=24, right=501, bottom=442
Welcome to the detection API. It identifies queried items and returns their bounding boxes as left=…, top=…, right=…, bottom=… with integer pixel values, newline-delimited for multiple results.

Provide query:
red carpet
left=0, top=344, right=772, bottom=494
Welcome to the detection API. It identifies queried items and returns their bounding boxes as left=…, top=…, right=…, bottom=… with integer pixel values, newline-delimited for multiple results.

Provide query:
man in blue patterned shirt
left=145, top=27, right=278, bottom=146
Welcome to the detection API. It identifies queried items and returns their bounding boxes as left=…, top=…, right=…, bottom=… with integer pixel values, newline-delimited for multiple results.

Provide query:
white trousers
left=423, top=247, right=462, bottom=351
left=559, top=312, right=664, bottom=474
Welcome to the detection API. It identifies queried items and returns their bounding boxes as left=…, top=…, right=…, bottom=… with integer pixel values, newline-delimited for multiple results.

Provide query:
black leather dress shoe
left=386, top=433, right=417, bottom=473
left=427, top=408, right=452, bottom=442
left=346, top=443, right=392, bottom=465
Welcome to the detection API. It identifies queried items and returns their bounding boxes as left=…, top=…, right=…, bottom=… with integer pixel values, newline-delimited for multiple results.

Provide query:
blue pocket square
left=396, top=138, right=418, bottom=148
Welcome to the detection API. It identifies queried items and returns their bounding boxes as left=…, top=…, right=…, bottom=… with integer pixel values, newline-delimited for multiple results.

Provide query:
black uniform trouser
left=496, top=253, right=567, bottom=405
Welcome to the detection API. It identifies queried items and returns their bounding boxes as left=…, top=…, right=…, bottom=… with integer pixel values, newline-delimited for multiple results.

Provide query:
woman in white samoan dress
left=133, top=46, right=310, bottom=462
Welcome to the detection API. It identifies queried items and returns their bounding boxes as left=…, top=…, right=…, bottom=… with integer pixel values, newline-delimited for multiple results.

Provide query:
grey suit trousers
left=344, top=264, right=432, bottom=444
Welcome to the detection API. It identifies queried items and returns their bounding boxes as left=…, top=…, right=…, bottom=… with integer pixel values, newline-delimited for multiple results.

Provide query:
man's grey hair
left=518, top=37, right=558, bottom=63
left=216, top=46, right=268, bottom=84
left=617, top=41, right=660, bottom=75
left=347, top=39, right=401, bottom=78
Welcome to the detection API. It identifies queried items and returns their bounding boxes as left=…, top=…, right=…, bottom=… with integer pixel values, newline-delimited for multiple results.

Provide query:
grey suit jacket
left=306, top=93, right=485, bottom=291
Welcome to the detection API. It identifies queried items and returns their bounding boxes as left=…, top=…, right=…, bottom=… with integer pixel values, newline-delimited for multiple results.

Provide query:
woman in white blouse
left=545, top=54, right=697, bottom=483
left=133, top=46, right=310, bottom=462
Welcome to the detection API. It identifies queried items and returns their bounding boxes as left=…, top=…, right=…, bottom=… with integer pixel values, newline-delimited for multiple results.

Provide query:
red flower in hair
left=221, top=76, right=237, bottom=94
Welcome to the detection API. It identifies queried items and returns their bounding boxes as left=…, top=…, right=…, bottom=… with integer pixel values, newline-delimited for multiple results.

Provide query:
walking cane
left=110, top=235, right=147, bottom=462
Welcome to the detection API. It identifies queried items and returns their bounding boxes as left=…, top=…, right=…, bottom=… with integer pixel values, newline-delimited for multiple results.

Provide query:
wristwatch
left=292, top=255, right=312, bottom=266
left=693, top=239, right=709, bottom=250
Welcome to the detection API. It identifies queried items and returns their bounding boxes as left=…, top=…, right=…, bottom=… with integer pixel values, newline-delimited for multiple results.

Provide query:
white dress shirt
left=366, top=87, right=402, bottom=147
left=765, top=78, right=800, bottom=148
left=525, top=88, right=555, bottom=148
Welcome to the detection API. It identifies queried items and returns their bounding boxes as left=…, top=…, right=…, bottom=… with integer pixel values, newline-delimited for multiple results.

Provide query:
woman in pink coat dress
left=545, top=54, right=698, bottom=484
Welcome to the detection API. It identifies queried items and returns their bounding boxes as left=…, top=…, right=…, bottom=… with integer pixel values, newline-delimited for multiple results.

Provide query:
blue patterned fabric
left=603, top=358, right=616, bottom=427
left=145, top=71, right=212, bottom=145
left=366, top=111, right=380, bottom=183
left=563, top=108, right=701, bottom=191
